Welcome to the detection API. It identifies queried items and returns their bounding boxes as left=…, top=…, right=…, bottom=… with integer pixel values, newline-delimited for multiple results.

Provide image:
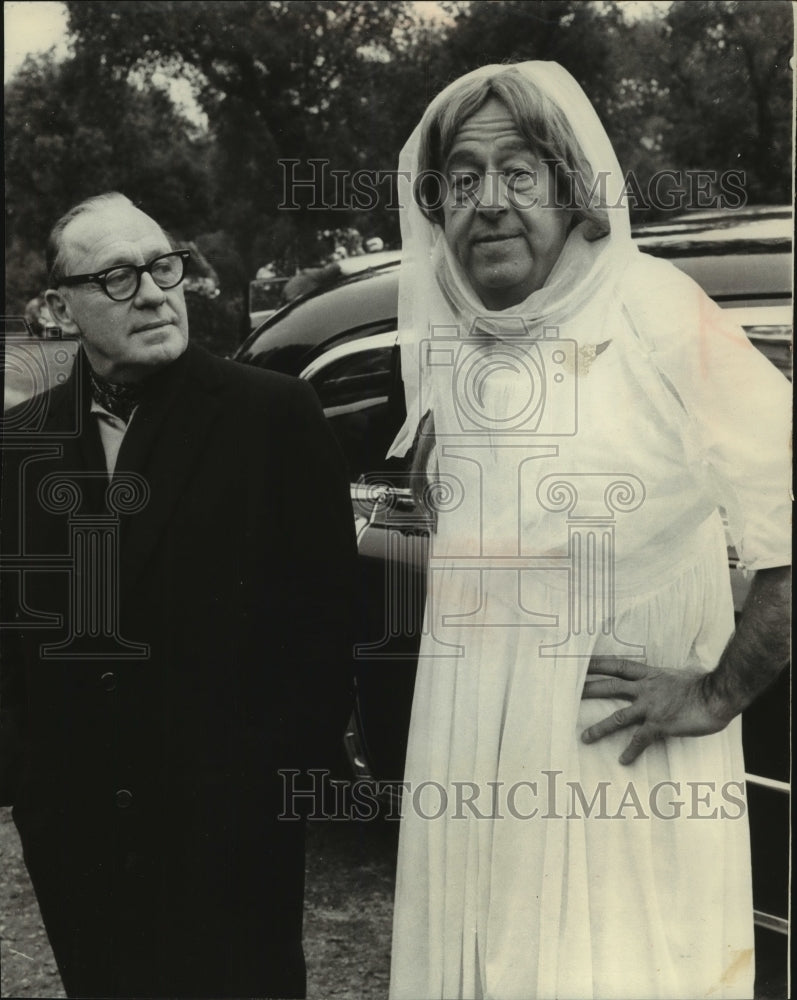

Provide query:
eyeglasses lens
left=104, top=254, right=184, bottom=301
left=151, top=256, right=183, bottom=287
left=105, top=268, right=138, bottom=300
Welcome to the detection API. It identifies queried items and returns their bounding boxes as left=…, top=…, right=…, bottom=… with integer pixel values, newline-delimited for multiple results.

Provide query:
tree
left=440, top=0, right=793, bottom=216
left=5, top=50, right=213, bottom=313
left=62, top=1, right=423, bottom=269
left=617, top=0, right=793, bottom=208
left=442, top=0, right=624, bottom=114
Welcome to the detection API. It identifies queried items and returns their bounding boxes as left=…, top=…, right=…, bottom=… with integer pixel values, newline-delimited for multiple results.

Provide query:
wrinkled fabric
left=389, top=60, right=790, bottom=1000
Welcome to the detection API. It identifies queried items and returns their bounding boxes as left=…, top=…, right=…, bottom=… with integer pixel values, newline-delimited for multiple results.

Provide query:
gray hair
left=46, top=192, right=135, bottom=285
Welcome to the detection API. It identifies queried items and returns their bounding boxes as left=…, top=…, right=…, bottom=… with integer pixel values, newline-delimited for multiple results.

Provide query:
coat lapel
left=113, top=345, right=226, bottom=588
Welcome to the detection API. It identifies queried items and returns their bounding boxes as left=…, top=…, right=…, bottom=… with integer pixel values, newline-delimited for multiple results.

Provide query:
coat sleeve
left=273, top=379, right=358, bottom=773
left=621, top=254, right=792, bottom=572
left=0, top=442, right=27, bottom=806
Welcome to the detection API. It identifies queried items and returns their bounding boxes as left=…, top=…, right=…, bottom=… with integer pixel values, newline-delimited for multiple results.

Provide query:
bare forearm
left=581, top=566, right=791, bottom=762
left=703, top=565, right=791, bottom=721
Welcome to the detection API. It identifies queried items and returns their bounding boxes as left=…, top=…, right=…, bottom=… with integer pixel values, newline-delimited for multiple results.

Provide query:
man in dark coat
left=0, top=192, right=358, bottom=998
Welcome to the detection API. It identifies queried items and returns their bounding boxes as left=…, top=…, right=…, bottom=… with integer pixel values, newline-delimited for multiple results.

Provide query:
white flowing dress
left=389, top=251, right=791, bottom=1000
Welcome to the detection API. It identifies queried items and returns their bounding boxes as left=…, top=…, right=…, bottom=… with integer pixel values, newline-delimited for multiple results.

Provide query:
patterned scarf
left=89, top=368, right=142, bottom=423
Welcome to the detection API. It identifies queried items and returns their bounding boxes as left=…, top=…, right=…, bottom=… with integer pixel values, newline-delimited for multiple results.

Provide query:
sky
left=4, top=1, right=70, bottom=81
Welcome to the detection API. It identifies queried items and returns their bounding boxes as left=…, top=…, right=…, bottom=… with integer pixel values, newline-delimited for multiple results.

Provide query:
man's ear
left=44, top=289, right=81, bottom=336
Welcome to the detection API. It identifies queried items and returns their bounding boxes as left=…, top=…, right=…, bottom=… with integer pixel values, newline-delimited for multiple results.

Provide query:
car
left=234, top=206, right=791, bottom=983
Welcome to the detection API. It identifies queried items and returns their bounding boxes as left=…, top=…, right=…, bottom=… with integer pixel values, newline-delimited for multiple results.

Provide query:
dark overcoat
left=0, top=343, right=358, bottom=998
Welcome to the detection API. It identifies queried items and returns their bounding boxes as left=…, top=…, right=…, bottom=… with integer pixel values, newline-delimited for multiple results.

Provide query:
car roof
left=632, top=205, right=792, bottom=252
left=632, top=204, right=791, bottom=232
left=336, top=249, right=402, bottom=276
left=236, top=262, right=401, bottom=372
left=632, top=207, right=792, bottom=301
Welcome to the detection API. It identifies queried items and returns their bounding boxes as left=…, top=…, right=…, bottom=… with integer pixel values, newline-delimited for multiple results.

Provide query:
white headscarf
left=388, top=61, right=640, bottom=458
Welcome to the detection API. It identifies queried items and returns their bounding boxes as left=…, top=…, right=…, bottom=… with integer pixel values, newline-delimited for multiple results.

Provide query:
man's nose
left=135, top=271, right=167, bottom=305
left=477, top=171, right=510, bottom=215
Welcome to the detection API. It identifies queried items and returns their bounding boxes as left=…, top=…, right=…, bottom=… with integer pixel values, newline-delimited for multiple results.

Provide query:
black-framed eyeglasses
left=58, top=249, right=191, bottom=302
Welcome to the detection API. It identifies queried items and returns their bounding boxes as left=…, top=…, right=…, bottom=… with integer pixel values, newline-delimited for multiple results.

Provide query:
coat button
left=116, top=789, right=133, bottom=809
left=100, top=671, right=117, bottom=692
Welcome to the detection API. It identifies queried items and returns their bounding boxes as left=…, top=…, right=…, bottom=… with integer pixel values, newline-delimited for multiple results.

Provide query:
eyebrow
left=90, top=248, right=172, bottom=272
left=445, top=137, right=536, bottom=169
left=93, top=257, right=136, bottom=271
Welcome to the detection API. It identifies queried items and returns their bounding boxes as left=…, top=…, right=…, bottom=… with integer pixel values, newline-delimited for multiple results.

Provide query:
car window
left=312, top=345, right=393, bottom=410
left=306, top=343, right=408, bottom=482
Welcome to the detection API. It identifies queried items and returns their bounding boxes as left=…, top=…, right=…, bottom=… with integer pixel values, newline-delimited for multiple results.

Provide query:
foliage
left=185, top=291, right=245, bottom=356
left=4, top=0, right=793, bottom=335
left=656, top=0, right=793, bottom=204
left=4, top=238, right=48, bottom=322
left=442, top=0, right=624, bottom=108
left=5, top=52, right=212, bottom=252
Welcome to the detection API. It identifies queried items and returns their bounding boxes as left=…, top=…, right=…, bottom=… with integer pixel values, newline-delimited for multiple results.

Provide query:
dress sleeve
left=621, top=253, right=791, bottom=572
